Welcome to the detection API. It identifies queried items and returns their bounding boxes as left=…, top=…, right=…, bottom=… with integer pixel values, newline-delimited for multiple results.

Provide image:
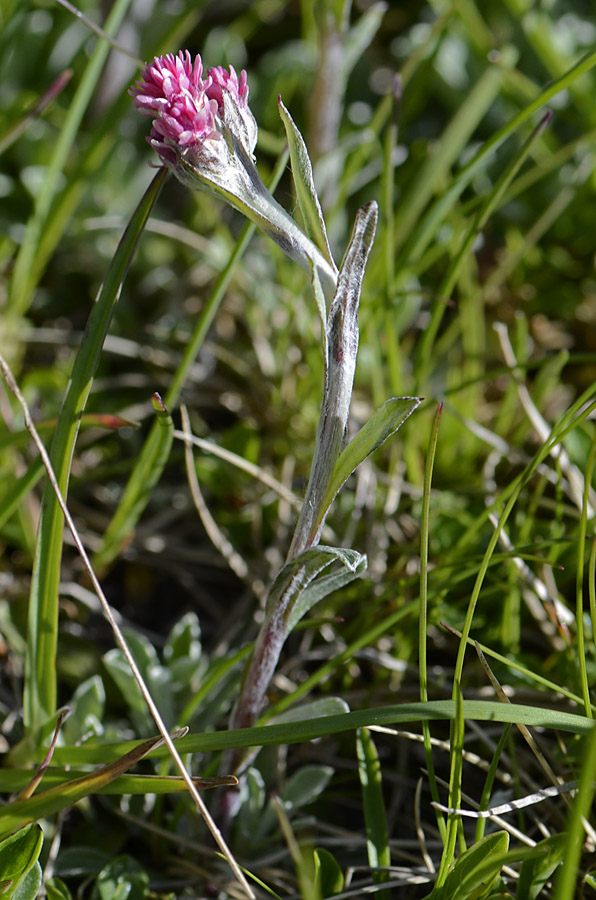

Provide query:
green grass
left=2, top=1, right=596, bottom=898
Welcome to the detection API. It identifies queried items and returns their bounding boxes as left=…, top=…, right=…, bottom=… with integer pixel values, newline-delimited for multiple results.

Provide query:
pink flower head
left=130, top=51, right=256, bottom=166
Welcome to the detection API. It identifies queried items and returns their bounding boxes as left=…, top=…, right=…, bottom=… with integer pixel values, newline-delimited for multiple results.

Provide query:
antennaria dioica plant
left=2, top=2, right=596, bottom=897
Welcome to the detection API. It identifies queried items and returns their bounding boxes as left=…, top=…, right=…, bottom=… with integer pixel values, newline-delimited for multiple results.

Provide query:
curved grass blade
left=23, top=167, right=168, bottom=735
left=50, top=700, right=595, bottom=766
left=416, top=109, right=553, bottom=380
left=394, top=45, right=518, bottom=256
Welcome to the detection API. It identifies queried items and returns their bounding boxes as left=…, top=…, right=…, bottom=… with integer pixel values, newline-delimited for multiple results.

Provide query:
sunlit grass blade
left=452, top=388, right=596, bottom=691
left=434, top=685, right=465, bottom=890
left=23, top=167, right=168, bottom=736
left=420, top=403, right=445, bottom=836
left=91, top=148, right=289, bottom=576
left=51, top=700, right=595, bottom=767
left=7, top=0, right=134, bottom=319
left=356, top=727, right=390, bottom=900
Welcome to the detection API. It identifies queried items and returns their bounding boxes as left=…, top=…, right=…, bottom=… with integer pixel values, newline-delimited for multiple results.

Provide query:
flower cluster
left=130, top=51, right=338, bottom=301
left=129, top=51, right=256, bottom=165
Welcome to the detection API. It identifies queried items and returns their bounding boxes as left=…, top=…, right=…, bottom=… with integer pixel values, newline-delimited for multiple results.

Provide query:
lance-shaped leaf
left=319, top=396, right=422, bottom=518
left=288, top=202, right=378, bottom=557
left=278, top=97, right=337, bottom=274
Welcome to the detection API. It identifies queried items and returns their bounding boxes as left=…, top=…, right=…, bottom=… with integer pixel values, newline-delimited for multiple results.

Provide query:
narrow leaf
left=320, top=396, right=421, bottom=518
left=278, top=97, right=337, bottom=272
left=48, top=701, right=595, bottom=769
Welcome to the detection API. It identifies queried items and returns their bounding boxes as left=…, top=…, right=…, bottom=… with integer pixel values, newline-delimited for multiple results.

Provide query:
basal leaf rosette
left=130, top=51, right=337, bottom=299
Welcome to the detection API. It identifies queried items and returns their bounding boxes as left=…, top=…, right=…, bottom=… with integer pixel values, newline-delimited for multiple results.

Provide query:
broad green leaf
left=517, top=834, right=566, bottom=900
left=11, top=863, right=41, bottom=900
left=429, top=832, right=509, bottom=900
left=356, top=728, right=390, bottom=899
left=24, top=166, right=168, bottom=735
left=320, top=397, right=421, bottom=516
left=278, top=98, right=336, bottom=272
left=164, top=612, right=202, bottom=665
left=62, top=676, right=106, bottom=745
left=0, top=825, right=43, bottom=899
left=313, top=848, right=344, bottom=897
left=103, top=635, right=174, bottom=730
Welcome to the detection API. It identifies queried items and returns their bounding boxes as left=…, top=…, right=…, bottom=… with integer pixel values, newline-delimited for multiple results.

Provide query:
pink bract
left=130, top=50, right=251, bottom=165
